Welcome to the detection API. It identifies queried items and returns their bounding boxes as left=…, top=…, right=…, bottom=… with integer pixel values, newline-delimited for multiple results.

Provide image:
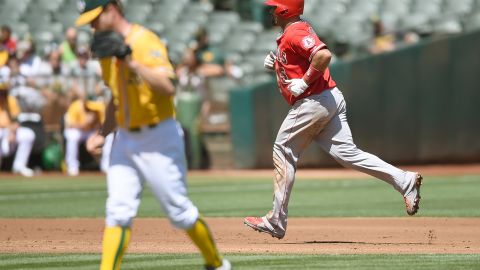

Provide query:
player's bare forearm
left=197, top=63, right=225, bottom=77
left=310, top=49, right=332, bottom=73
left=99, top=98, right=117, bottom=137
left=303, top=49, right=332, bottom=86
left=129, top=61, right=175, bottom=96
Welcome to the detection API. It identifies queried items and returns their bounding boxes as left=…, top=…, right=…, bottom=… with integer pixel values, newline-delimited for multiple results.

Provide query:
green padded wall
left=230, top=31, right=480, bottom=168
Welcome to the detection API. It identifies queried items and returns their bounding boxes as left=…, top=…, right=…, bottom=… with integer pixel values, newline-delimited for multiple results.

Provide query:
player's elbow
left=164, top=83, right=176, bottom=96
left=317, top=49, right=332, bottom=64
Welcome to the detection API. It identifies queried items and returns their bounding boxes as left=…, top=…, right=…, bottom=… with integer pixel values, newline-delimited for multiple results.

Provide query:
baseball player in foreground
left=76, top=1, right=230, bottom=269
left=244, top=0, right=422, bottom=239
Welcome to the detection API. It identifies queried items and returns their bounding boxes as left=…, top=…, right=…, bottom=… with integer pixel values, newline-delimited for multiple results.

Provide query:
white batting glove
left=285, top=79, right=309, bottom=97
left=264, top=51, right=276, bottom=70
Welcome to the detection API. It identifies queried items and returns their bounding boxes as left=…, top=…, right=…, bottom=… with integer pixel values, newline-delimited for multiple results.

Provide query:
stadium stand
left=3, top=0, right=480, bottom=66
left=2, top=0, right=480, bottom=171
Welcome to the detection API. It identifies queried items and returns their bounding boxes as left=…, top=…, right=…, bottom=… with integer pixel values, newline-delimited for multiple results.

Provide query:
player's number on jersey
left=277, top=67, right=289, bottom=85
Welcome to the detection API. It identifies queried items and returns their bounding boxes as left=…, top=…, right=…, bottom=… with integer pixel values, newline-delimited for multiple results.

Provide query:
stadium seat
left=306, top=15, right=337, bottom=38
left=379, top=13, right=400, bottom=34
left=209, top=11, right=241, bottom=25
left=9, top=23, right=30, bottom=40
left=443, top=0, right=474, bottom=16
left=410, top=0, right=442, bottom=19
left=207, top=77, right=239, bottom=104
left=400, top=13, right=433, bottom=34
left=27, top=0, right=63, bottom=13
left=332, top=16, right=372, bottom=47
left=233, top=21, right=264, bottom=34
left=243, top=53, right=270, bottom=73
left=251, top=39, right=277, bottom=54
left=153, top=0, right=186, bottom=17
left=24, top=14, right=53, bottom=32
left=76, top=30, right=92, bottom=47
left=346, top=0, right=381, bottom=18
left=381, top=0, right=412, bottom=16
left=183, top=1, right=214, bottom=14
left=166, top=41, right=188, bottom=65
left=145, top=22, right=166, bottom=36
left=179, top=12, right=209, bottom=26
left=125, top=11, right=150, bottom=24
left=434, top=18, right=463, bottom=35
left=58, top=0, right=78, bottom=13
left=149, top=4, right=182, bottom=25
left=223, top=33, right=256, bottom=54
left=303, top=0, right=323, bottom=16
left=54, top=12, right=78, bottom=28
left=2, top=0, right=29, bottom=16
left=205, top=23, right=232, bottom=45
left=463, top=12, right=480, bottom=31
left=34, top=31, right=55, bottom=45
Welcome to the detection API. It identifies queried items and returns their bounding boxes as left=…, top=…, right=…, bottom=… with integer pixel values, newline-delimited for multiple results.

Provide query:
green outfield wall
left=229, top=31, right=480, bottom=169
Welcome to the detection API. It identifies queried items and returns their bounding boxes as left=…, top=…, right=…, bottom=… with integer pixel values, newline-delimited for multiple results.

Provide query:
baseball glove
left=90, top=31, right=132, bottom=59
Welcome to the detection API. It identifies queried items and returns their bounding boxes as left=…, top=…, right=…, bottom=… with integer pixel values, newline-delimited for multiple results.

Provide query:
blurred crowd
left=0, top=0, right=441, bottom=176
left=0, top=20, right=245, bottom=176
left=1, top=25, right=110, bottom=177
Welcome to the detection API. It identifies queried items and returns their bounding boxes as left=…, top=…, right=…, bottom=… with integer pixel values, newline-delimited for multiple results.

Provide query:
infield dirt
left=1, top=218, right=479, bottom=254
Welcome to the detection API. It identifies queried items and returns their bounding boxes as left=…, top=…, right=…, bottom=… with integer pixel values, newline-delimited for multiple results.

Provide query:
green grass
left=1, top=175, right=479, bottom=269
left=0, top=175, right=479, bottom=218
left=0, top=253, right=479, bottom=270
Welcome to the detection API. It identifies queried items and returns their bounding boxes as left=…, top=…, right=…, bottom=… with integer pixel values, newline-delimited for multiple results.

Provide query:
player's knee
left=16, top=128, right=35, bottom=143
left=105, top=211, right=134, bottom=227
left=105, top=201, right=137, bottom=227
left=273, top=142, right=290, bottom=159
left=168, top=206, right=199, bottom=230
left=64, top=128, right=82, bottom=142
left=331, top=143, right=360, bottom=160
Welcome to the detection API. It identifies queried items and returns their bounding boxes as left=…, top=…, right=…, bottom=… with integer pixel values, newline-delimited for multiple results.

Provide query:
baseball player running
left=76, top=1, right=230, bottom=269
left=244, top=0, right=422, bottom=240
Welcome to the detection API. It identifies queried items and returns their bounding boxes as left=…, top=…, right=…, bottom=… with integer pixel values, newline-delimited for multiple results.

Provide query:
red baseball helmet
left=264, top=0, right=304, bottom=18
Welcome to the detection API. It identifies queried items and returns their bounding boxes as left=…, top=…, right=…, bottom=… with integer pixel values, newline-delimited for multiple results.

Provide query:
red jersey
left=274, top=21, right=336, bottom=105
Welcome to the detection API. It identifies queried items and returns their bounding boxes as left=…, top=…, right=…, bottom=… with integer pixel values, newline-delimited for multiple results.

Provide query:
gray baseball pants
left=266, top=87, right=412, bottom=235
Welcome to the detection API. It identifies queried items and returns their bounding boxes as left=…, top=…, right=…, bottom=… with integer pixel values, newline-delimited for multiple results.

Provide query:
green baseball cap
left=75, top=0, right=111, bottom=26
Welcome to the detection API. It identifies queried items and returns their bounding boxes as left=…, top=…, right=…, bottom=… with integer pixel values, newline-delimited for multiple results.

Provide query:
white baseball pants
left=105, top=118, right=199, bottom=229
left=100, top=133, right=114, bottom=173
left=0, top=127, right=35, bottom=171
left=64, top=128, right=94, bottom=174
left=266, top=87, right=412, bottom=235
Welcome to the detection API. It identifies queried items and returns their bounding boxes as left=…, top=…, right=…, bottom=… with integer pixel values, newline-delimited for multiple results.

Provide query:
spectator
left=0, top=51, right=36, bottom=177
left=369, top=18, right=396, bottom=54
left=59, top=27, right=78, bottom=69
left=176, top=49, right=214, bottom=169
left=70, top=46, right=103, bottom=99
left=37, top=49, right=71, bottom=132
left=63, top=98, right=105, bottom=176
left=401, top=30, right=421, bottom=45
left=9, top=56, right=46, bottom=119
left=177, top=49, right=209, bottom=114
left=1, top=25, right=17, bottom=55
left=192, top=28, right=225, bottom=77
left=16, top=40, right=42, bottom=86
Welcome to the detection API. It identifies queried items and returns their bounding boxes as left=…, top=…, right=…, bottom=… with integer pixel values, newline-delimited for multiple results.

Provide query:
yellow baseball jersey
left=0, top=96, right=20, bottom=128
left=65, top=99, right=106, bottom=127
left=100, top=24, right=176, bottom=129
